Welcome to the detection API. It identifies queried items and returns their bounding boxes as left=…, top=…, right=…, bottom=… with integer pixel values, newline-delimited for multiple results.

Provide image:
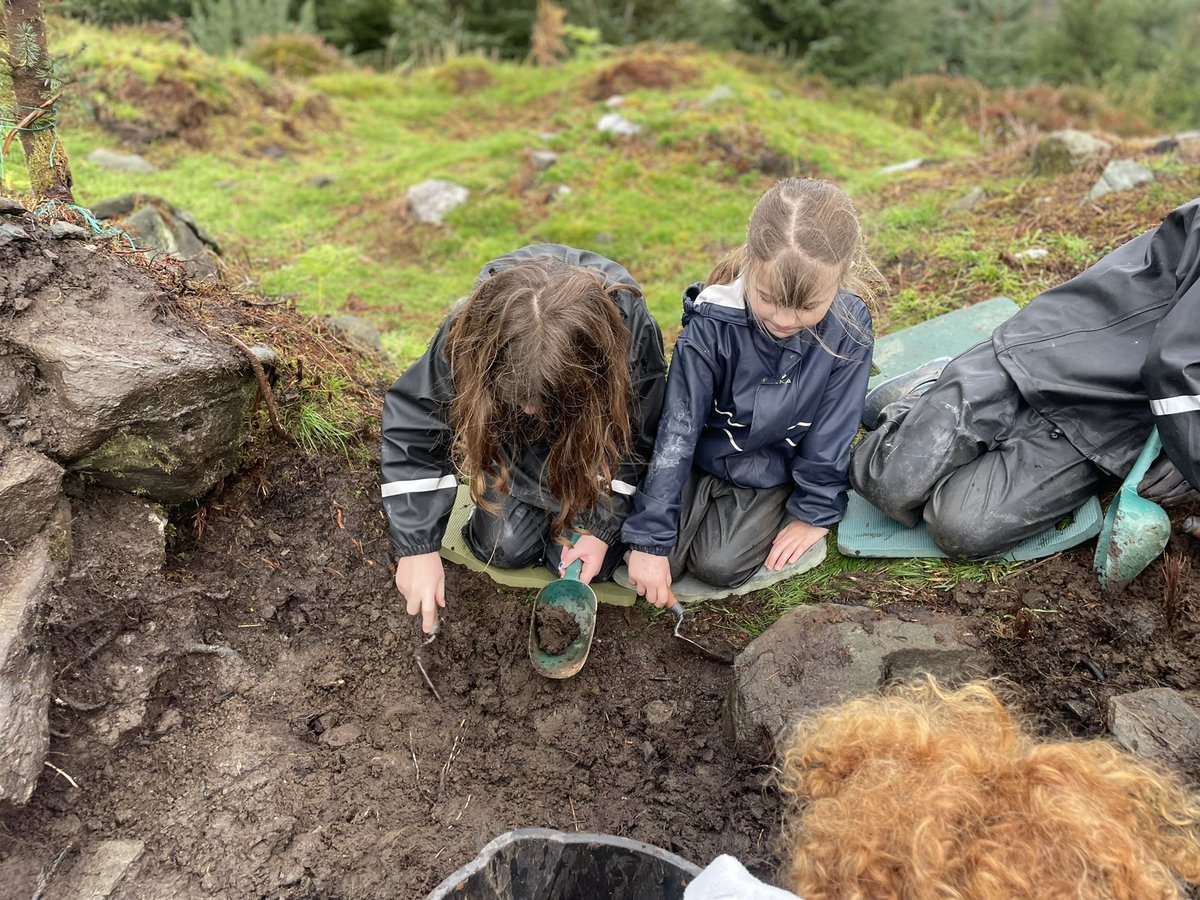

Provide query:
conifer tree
left=0, top=0, right=73, bottom=202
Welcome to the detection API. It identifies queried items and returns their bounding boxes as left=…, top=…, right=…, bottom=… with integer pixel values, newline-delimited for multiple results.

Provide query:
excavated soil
left=534, top=606, right=581, bottom=655
left=1, top=442, right=1198, bottom=898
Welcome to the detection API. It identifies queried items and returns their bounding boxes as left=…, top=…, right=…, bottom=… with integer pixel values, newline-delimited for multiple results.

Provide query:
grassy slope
left=17, top=21, right=959, bottom=360
left=12, top=19, right=1200, bottom=619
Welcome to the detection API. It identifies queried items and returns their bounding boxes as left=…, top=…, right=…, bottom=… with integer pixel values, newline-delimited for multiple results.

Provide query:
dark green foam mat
left=440, top=484, right=636, bottom=607
left=836, top=492, right=1103, bottom=561
left=869, top=296, right=1019, bottom=390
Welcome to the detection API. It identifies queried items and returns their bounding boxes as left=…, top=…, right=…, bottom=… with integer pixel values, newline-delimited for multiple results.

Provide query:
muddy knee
left=925, top=509, right=1017, bottom=560
left=686, top=544, right=757, bottom=588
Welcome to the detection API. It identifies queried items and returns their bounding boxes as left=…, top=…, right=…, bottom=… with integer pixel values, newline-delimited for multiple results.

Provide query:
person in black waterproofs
left=850, top=198, right=1200, bottom=559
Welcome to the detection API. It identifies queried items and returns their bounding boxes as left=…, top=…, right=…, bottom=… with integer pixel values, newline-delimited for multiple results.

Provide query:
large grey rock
left=123, top=206, right=220, bottom=279
left=724, top=603, right=988, bottom=747
left=1031, top=129, right=1112, bottom=175
left=86, top=149, right=157, bottom=173
left=0, top=196, right=26, bottom=216
left=2, top=232, right=256, bottom=502
left=0, top=431, right=64, bottom=548
left=1086, top=158, right=1155, bottom=201
left=0, top=501, right=69, bottom=804
left=1108, top=688, right=1200, bottom=772
left=407, top=179, right=469, bottom=225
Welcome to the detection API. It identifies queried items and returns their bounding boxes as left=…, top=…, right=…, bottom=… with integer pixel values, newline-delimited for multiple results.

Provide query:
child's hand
left=559, top=534, right=609, bottom=584
left=627, top=550, right=677, bottom=608
left=394, top=552, right=446, bottom=634
left=766, top=520, right=828, bottom=570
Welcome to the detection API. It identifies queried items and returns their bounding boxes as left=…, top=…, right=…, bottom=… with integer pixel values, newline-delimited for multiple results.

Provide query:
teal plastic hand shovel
left=1093, top=427, right=1172, bottom=593
left=528, top=559, right=597, bottom=679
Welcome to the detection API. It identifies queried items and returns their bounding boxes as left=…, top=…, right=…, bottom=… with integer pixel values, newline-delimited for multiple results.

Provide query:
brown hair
left=778, top=679, right=1200, bottom=899
left=708, top=178, right=880, bottom=345
left=445, top=257, right=634, bottom=539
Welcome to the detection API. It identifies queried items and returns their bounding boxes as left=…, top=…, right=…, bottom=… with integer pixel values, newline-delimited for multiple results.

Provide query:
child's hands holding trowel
left=558, top=533, right=609, bottom=584
left=395, top=552, right=446, bottom=634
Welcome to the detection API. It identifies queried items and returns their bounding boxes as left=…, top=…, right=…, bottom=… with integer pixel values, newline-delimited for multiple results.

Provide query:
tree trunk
left=2, top=0, right=73, bottom=202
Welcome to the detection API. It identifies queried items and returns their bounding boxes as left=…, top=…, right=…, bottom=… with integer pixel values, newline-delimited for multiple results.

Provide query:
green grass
left=13, top=17, right=975, bottom=369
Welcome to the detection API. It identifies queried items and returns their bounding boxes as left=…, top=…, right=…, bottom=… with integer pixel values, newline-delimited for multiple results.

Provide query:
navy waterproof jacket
left=993, top=198, right=1200, bottom=490
left=621, top=277, right=873, bottom=556
left=380, top=244, right=667, bottom=558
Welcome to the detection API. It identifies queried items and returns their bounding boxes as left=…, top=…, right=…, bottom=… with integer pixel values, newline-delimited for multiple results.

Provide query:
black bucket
left=425, top=828, right=702, bottom=900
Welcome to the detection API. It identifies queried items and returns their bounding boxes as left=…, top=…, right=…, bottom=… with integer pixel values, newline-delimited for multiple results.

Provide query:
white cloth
left=684, top=855, right=801, bottom=900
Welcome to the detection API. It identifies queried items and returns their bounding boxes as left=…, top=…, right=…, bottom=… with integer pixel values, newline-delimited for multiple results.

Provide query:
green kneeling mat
left=869, top=296, right=1019, bottom=390
left=836, top=491, right=1104, bottom=561
left=439, top=485, right=636, bottom=607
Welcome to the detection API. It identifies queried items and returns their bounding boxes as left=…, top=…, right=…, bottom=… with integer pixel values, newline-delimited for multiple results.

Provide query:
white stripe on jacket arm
left=1152, top=393, right=1200, bottom=415
left=381, top=474, right=458, bottom=497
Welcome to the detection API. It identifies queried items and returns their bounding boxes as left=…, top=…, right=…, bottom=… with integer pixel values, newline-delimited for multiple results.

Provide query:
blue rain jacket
left=622, top=277, right=873, bottom=556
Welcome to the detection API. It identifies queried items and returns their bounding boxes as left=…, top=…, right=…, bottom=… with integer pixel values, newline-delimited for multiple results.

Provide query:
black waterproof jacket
left=380, top=244, right=668, bottom=558
left=993, top=199, right=1200, bottom=491
left=621, top=277, right=873, bottom=556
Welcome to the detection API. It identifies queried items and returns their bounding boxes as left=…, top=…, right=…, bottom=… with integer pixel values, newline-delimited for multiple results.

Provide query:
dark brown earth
left=1, top=425, right=1199, bottom=898
left=535, top=606, right=581, bottom=655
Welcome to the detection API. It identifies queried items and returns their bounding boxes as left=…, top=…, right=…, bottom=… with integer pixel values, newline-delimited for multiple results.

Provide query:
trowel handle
left=561, top=559, right=584, bottom=581
left=1124, top=427, right=1162, bottom=487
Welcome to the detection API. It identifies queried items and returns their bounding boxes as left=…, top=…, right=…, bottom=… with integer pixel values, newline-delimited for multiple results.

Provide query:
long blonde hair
left=445, top=257, right=634, bottom=538
left=778, top=679, right=1200, bottom=899
left=709, top=178, right=879, bottom=346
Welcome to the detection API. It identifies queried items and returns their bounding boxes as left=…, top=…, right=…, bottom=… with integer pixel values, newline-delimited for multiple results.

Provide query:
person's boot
left=861, top=357, right=952, bottom=429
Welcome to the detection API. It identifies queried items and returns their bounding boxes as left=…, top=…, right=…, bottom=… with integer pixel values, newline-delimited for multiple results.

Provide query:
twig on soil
left=222, top=332, right=291, bottom=443
left=183, top=643, right=244, bottom=662
left=415, top=654, right=443, bottom=703
left=569, top=797, right=579, bottom=832
left=1012, top=552, right=1063, bottom=577
left=56, top=626, right=123, bottom=678
left=53, top=689, right=106, bottom=712
left=30, top=844, right=72, bottom=900
left=439, top=718, right=468, bottom=797
left=409, top=728, right=432, bottom=800
left=43, top=761, right=80, bottom=789
left=454, top=794, right=472, bottom=824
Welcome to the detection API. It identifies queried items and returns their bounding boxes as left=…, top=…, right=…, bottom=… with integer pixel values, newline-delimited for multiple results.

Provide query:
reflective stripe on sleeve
left=381, top=474, right=458, bottom=497
left=1151, top=394, right=1200, bottom=415
left=611, top=479, right=636, bottom=496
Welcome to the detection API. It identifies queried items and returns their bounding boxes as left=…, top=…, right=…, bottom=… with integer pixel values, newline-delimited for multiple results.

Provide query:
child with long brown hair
left=381, top=245, right=667, bottom=633
left=620, top=178, right=875, bottom=605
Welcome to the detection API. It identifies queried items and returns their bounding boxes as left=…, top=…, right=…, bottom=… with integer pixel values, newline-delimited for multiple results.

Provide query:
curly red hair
left=778, top=679, right=1200, bottom=899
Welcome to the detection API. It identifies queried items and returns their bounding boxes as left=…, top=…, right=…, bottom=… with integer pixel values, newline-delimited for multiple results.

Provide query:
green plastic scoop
left=528, top=559, right=597, bottom=679
left=1094, top=427, right=1172, bottom=593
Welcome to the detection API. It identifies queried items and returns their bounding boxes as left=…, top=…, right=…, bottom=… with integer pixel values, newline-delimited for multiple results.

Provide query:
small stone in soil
left=536, top=606, right=580, bottom=655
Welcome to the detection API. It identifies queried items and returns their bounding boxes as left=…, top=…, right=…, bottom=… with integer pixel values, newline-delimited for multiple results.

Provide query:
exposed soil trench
left=1, top=444, right=1198, bottom=898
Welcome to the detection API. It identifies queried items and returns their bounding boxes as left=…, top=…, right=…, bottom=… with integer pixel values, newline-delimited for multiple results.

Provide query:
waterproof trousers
left=849, top=342, right=1103, bottom=559
left=669, top=469, right=793, bottom=588
left=462, top=488, right=626, bottom=581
